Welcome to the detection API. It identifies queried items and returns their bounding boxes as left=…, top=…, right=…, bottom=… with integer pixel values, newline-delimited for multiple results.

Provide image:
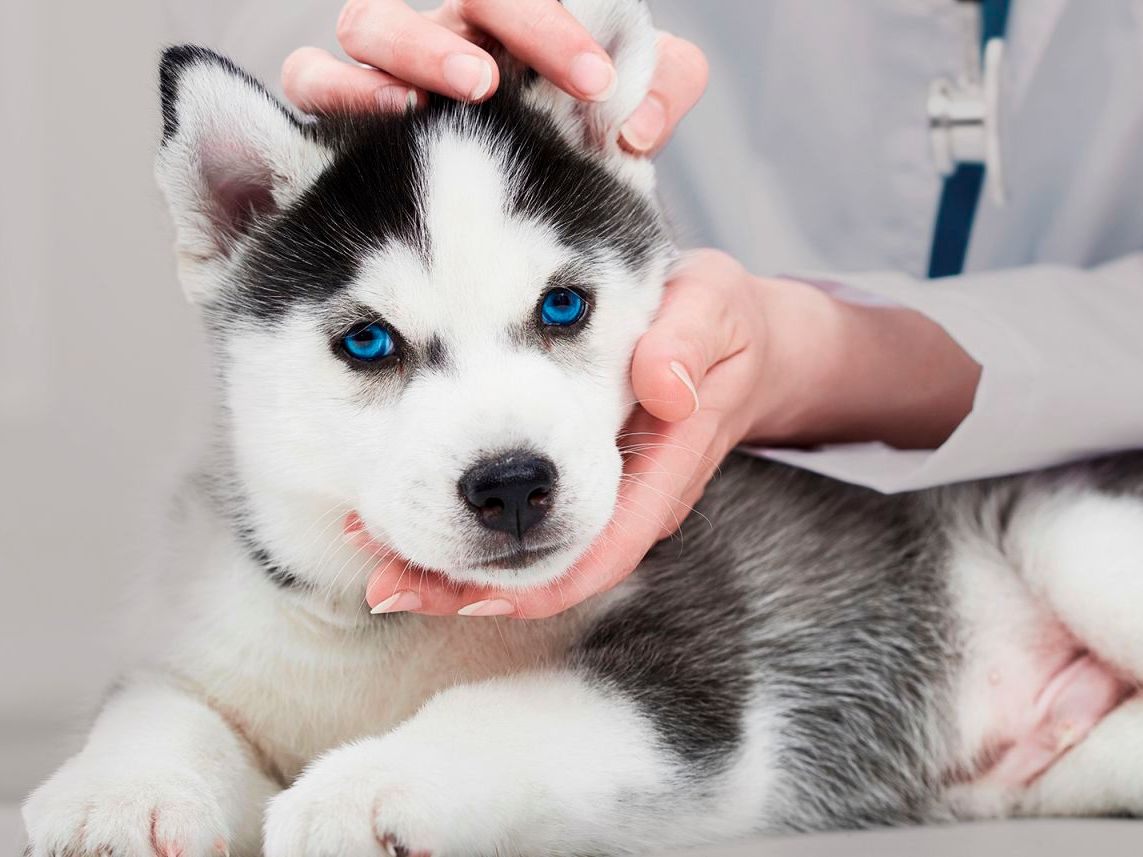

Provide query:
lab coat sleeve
left=752, top=253, right=1143, bottom=493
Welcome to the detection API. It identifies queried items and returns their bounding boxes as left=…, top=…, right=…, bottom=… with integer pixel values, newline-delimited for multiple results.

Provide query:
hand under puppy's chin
left=345, top=511, right=585, bottom=591
left=446, top=544, right=588, bottom=590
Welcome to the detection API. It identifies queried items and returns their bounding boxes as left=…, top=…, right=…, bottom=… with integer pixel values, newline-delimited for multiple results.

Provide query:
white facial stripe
left=423, top=131, right=510, bottom=260
left=351, top=128, right=577, bottom=348
left=225, top=122, right=667, bottom=587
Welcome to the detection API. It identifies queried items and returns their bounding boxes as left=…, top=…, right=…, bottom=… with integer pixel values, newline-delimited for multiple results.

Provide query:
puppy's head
left=156, top=0, right=672, bottom=590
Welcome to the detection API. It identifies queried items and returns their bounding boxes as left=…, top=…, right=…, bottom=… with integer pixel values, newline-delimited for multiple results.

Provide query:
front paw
left=22, top=757, right=230, bottom=857
left=264, top=741, right=450, bottom=857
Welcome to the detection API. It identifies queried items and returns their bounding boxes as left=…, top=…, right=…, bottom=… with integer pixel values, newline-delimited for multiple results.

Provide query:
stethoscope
left=927, top=0, right=1008, bottom=207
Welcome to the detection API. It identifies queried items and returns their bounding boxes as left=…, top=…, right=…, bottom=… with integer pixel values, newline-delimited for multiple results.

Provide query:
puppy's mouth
left=345, top=512, right=568, bottom=575
left=474, top=544, right=563, bottom=570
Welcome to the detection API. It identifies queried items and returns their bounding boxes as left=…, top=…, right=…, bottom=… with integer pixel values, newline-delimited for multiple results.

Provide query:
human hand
left=360, top=249, right=981, bottom=619
left=281, top=0, right=707, bottom=154
left=360, top=250, right=818, bottom=618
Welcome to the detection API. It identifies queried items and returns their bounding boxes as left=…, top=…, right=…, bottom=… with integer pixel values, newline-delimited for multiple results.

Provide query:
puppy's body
left=23, top=2, right=1143, bottom=854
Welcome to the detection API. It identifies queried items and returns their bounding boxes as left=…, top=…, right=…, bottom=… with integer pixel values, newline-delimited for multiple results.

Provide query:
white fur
left=944, top=488, right=1143, bottom=818
left=1015, top=492, right=1143, bottom=675
left=265, top=673, right=680, bottom=856
left=154, top=59, right=332, bottom=303
left=227, top=124, right=664, bottom=591
left=23, top=0, right=1143, bottom=854
left=523, top=0, right=660, bottom=192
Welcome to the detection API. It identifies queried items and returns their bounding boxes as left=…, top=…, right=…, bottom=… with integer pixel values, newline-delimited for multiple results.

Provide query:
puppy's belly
left=959, top=635, right=1132, bottom=791
left=948, top=548, right=1134, bottom=793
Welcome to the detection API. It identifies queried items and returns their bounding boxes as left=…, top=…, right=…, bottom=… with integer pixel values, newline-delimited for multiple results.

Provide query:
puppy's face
left=157, top=39, right=668, bottom=589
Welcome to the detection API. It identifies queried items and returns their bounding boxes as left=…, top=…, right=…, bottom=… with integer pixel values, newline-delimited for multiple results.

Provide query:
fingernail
left=457, top=598, right=514, bottom=617
left=375, top=85, right=414, bottom=112
left=619, top=95, right=667, bottom=152
left=371, top=591, right=422, bottom=614
left=443, top=54, right=493, bottom=101
left=405, top=89, right=419, bottom=112
left=670, top=360, right=700, bottom=415
left=568, top=52, right=617, bottom=101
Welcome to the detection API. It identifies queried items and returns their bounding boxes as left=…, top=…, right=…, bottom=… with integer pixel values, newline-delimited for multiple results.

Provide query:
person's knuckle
left=688, top=247, right=734, bottom=274
left=336, top=0, right=378, bottom=54
left=281, top=48, right=321, bottom=95
left=668, top=36, right=710, bottom=87
left=671, top=329, right=708, bottom=368
left=452, top=0, right=493, bottom=22
left=527, top=3, right=589, bottom=50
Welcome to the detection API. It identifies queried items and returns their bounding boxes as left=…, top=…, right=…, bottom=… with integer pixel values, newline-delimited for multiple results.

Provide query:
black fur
left=579, top=454, right=955, bottom=828
left=159, top=45, right=300, bottom=144
left=235, top=527, right=306, bottom=591
left=159, top=46, right=665, bottom=324
left=232, top=90, right=662, bottom=319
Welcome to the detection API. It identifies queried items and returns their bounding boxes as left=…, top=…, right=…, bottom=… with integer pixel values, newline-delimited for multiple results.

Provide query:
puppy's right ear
left=155, top=46, right=332, bottom=303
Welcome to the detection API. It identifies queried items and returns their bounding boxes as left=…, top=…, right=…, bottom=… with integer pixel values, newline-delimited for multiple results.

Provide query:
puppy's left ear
left=518, top=0, right=659, bottom=192
left=155, top=46, right=332, bottom=303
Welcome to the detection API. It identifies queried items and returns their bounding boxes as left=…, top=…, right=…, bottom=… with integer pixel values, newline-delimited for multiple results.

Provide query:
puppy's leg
left=1014, top=490, right=1143, bottom=680
left=264, top=671, right=770, bottom=857
left=1004, top=488, right=1143, bottom=817
left=23, top=674, right=278, bottom=857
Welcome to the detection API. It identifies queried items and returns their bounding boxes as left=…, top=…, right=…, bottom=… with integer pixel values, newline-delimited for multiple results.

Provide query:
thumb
left=631, top=270, right=736, bottom=422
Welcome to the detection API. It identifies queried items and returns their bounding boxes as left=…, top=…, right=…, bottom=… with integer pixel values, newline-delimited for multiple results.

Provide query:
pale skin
left=284, top=0, right=983, bottom=620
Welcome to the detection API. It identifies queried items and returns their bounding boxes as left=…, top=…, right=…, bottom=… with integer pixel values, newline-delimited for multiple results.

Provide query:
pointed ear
left=517, top=0, right=659, bottom=191
left=155, top=46, right=333, bottom=302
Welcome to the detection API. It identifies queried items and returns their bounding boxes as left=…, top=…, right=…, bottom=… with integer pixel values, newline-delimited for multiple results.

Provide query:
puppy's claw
left=378, top=832, right=430, bottom=857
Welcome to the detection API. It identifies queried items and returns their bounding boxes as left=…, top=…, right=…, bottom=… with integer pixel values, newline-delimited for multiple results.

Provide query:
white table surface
left=5, top=803, right=1139, bottom=856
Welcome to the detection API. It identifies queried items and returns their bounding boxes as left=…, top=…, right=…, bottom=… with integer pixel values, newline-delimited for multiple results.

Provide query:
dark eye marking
left=424, top=335, right=449, bottom=369
left=328, top=305, right=452, bottom=375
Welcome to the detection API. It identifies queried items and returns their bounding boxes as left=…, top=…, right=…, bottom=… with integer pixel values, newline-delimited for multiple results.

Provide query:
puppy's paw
left=264, top=740, right=454, bottom=857
left=22, top=757, right=230, bottom=857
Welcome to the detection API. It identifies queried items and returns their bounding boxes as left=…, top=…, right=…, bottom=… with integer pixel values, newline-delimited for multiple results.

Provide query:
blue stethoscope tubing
left=927, top=0, right=1011, bottom=278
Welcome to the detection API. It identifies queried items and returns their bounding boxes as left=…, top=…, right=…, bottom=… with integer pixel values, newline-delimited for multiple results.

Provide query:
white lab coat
left=648, top=0, right=1143, bottom=491
left=164, top=0, right=1143, bottom=492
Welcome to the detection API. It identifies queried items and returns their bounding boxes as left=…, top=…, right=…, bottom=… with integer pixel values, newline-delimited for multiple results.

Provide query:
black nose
left=460, top=452, right=556, bottom=539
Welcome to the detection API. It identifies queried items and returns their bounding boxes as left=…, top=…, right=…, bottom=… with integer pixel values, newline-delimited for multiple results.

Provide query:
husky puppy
left=22, top=1, right=1143, bottom=855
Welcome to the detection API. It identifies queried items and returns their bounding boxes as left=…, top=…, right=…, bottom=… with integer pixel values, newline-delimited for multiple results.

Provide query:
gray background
left=1, top=0, right=1139, bottom=853
left=1, top=0, right=345, bottom=799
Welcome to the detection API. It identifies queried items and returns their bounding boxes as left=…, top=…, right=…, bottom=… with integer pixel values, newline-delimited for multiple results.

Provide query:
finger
left=654, top=329, right=767, bottom=538
left=365, top=555, right=503, bottom=616
left=632, top=255, right=746, bottom=422
left=448, top=0, right=617, bottom=101
left=509, top=408, right=721, bottom=619
left=337, top=0, right=500, bottom=101
left=282, top=46, right=423, bottom=113
left=622, top=405, right=721, bottom=540
left=619, top=32, right=709, bottom=154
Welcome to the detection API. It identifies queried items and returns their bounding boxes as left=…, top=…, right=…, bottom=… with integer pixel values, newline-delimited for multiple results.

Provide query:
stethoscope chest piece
left=928, top=37, right=1007, bottom=206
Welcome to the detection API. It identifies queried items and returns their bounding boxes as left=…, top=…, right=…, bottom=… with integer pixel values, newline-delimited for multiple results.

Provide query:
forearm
left=745, top=279, right=981, bottom=450
left=755, top=253, right=1143, bottom=491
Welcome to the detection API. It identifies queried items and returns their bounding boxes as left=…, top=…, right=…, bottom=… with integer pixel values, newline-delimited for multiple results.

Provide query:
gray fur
left=583, top=452, right=1143, bottom=831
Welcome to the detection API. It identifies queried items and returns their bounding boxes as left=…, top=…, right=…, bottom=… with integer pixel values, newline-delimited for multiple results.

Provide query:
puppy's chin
left=441, top=541, right=591, bottom=590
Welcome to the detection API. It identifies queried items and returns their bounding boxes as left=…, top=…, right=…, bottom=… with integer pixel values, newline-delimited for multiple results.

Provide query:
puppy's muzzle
left=460, top=452, right=556, bottom=540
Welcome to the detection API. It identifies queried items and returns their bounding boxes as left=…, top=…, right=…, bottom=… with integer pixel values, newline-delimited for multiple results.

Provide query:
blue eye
left=342, top=323, right=395, bottom=361
left=540, top=288, right=586, bottom=327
